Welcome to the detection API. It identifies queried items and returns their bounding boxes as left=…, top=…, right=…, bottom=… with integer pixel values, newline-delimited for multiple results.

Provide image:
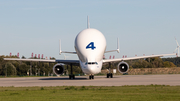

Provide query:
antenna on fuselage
left=87, top=16, right=90, bottom=29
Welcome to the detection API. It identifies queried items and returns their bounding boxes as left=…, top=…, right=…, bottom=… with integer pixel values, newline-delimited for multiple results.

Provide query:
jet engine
left=117, top=61, right=129, bottom=74
left=53, top=63, right=64, bottom=76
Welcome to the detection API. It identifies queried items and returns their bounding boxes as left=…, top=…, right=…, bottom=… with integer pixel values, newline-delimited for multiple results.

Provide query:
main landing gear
left=69, top=64, right=75, bottom=79
left=107, top=62, right=113, bottom=78
left=69, top=74, right=75, bottom=79
left=89, top=75, right=94, bottom=80
left=107, top=73, right=113, bottom=78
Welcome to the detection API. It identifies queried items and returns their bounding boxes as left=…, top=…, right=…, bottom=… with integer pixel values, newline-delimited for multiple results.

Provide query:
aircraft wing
left=4, top=58, right=79, bottom=65
left=55, top=59, right=79, bottom=64
left=4, top=58, right=56, bottom=62
left=103, top=53, right=176, bottom=63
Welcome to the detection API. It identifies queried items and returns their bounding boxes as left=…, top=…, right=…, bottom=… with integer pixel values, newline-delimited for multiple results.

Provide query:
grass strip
left=0, top=85, right=180, bottom=101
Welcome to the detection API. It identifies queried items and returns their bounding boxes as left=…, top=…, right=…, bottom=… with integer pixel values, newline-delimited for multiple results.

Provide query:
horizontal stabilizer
left=105, top=38, right=119, bottom=53
left=59, top=39, right=77, bottom=55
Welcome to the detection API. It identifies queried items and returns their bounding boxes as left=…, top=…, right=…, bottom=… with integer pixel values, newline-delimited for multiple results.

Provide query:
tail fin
left=59, top=39, right=62, bottom=55
left=87, top=16, right=90, bottom=29
left=117, top=38, right=120, bottom=53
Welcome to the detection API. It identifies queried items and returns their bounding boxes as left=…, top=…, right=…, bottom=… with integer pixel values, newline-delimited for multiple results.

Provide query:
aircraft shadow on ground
left=39, top=77, right=88, bottom=80
left=39, top=76, right=120, bottom=80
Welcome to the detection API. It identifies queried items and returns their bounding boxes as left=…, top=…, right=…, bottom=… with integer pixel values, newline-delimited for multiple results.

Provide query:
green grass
left=0, top=85, right=180, bottom=101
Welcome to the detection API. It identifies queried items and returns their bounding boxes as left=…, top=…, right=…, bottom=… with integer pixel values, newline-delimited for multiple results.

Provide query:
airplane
left=4, top=16, right=176, bottom=79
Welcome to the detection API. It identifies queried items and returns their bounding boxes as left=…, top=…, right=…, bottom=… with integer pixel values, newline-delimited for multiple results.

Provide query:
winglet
left=117, top=38, right=120, bottom=53
left=59, top=39, right=62, bottom=55
left=87, top=16, right=90, bottom=29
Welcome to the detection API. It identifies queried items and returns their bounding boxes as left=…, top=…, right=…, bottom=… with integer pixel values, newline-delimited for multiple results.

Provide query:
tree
left=163, top=61, right=176, bottom=68
left=22, top=56, right=26, bottom=59
left=162, top=57, right=180, bottom=66
left=4, top=62, right=16, bottom=76
left=132, top=59, right=151, bottom=68
left=17, top=63, right=29, bottom=76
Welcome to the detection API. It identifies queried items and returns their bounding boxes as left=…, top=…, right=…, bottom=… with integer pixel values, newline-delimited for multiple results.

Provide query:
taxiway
left=0, top=74, right=180, bottom=87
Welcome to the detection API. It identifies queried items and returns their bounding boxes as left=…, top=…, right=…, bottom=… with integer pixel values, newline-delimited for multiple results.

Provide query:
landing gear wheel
left=69, top=75, right=72, bottom=79
left=89, top=75, right=94, bottom=80
left=107, top=73, right=109, bottom=78
left=92, top=75, right=94, bottom=79
left=110, top=73, right=113, bottom=78
left=69, top=75, right=75, bottom=79
left=73, top=75, right=75, bottom=79
left=107, top=73, right=113, bottom=78
left=89, top=75, right=92, bottom=79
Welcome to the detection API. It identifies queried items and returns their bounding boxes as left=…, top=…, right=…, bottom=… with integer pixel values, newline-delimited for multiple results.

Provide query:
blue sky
left=0, top=0, right=180, bottom=59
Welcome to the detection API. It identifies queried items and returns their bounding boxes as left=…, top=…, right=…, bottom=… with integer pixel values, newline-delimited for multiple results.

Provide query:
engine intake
left=53, top=63, right=64, bottom=76
left=117, top=61, right=129, bottom=74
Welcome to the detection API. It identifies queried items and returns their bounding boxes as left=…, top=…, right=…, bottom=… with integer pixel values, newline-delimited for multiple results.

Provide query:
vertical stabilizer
left=87, top=16, right=90, bottom=29
left=59, top=39, right=62, bottom=55
left=117, top=38, right=120, bottom=53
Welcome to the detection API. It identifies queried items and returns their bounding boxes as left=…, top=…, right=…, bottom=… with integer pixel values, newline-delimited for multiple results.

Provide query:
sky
left=0, top=0, right=180, bottom=60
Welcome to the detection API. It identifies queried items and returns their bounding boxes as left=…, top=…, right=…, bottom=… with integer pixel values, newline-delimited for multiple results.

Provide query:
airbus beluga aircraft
left=4, top=17, right=176, bottom=79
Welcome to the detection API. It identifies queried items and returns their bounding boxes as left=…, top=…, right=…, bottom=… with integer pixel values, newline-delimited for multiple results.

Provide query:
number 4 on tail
left=86, top=42, right=96, bottom=50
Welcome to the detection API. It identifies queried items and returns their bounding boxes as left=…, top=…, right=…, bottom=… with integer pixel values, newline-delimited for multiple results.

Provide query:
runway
left=0, top=74, right=180, bottom=87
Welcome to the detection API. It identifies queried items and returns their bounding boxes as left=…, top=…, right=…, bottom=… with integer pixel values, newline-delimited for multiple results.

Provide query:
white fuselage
left=75, top=28, right=106, bottom=75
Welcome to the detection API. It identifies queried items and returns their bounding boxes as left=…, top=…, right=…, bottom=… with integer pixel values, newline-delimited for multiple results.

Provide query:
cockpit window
left=85, top=62, right=98, bottom=65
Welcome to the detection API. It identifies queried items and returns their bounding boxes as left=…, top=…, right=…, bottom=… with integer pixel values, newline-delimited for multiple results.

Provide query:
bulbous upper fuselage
left=74, top=28, right=106, bottom=74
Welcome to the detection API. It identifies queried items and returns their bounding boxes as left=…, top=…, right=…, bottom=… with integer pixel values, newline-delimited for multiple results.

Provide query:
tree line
left=0, top=55, right=180, bottom=76
left=0, top=55, right=83, bottom=77
left=103, top=57, right=179, bottom=69
left=162, top=57, right=180, bottom=67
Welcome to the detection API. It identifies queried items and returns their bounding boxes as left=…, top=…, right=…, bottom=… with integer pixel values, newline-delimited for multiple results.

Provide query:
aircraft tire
left=89, top=75, right=92, bottom=79
left=110, top=73, right=113, bottom=78
left=73, top=75, right=75, bottom=79
left=92, top=75, right=94, bottom=79
left=107, top=74, right=109, bottom=78
left=69, top=75, right=71, bottom=79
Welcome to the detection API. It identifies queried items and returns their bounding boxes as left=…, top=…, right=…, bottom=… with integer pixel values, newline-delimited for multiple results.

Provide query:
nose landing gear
left=89, top=75, right=94, bottom=79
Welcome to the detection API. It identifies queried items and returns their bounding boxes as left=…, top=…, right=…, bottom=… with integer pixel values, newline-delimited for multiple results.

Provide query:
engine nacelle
left=53, top=63, right=64, bottom=76
left=117, top=61, right=129, bottom=74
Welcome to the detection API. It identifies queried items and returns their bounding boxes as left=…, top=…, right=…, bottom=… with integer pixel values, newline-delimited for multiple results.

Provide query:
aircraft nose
left=87, top=65, right=99, bottom=74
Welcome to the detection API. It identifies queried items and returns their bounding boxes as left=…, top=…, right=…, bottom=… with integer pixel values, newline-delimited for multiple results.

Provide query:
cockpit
left=85, top=62, right=98, bottom=65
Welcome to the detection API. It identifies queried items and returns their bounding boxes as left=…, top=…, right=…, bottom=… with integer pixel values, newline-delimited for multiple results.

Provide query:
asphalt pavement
left=0, top=74, right=180, bottom=87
